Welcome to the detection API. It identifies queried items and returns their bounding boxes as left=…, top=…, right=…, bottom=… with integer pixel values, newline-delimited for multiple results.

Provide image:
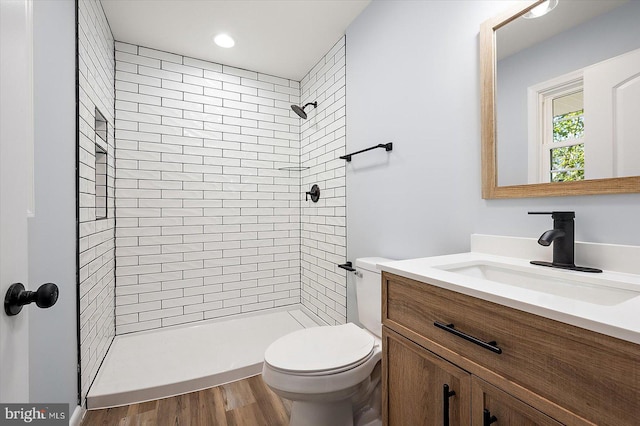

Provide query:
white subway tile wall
left=78, top=0, right=116, bottom=402
left=114, top=43, right=303, bottom=333
left=300, top=37, right=348, bottom=324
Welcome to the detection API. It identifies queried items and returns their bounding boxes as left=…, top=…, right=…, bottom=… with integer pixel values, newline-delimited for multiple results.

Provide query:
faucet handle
left=528, top=211, right=575, bottom=219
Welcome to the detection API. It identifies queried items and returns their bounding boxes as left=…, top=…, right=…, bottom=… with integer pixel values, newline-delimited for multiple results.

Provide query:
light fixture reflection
left=523, top=0, right=559, bottom=19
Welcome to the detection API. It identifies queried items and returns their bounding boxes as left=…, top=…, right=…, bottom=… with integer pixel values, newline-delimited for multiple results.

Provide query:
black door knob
left=4, top=282, right=59, bottom=316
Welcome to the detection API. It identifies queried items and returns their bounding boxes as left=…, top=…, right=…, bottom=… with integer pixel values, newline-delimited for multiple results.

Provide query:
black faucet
left=528, top=211, right=602, bottom=273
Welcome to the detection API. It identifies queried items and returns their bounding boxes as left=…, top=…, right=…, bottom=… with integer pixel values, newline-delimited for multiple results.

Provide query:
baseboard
left=69, top=405, right=84, bottom=426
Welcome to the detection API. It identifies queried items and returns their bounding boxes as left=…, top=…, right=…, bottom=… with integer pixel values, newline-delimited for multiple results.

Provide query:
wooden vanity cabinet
left=383, top=329, right=471, bottom=425
left=382, top=272, right=640, bottom=426
left=471, top=377, right=562, bottom=426
left=383, top=327, right=563, bottom=426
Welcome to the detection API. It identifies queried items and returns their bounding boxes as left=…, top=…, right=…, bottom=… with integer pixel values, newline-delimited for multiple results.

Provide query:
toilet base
left=290, top=400, right=353, bottom=426
left=262, top=329, right=383, bottom=426
left=353, top=363, right=382, bottom=426
left=285, top=365, right=382, bottom=426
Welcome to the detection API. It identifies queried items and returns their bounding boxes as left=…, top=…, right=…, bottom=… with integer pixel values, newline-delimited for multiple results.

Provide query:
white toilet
left=262, top=257, right=391, bottom=426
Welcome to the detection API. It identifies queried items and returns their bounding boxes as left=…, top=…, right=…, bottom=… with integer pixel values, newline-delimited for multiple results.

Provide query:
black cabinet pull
left=434, top=322, right=502, bottom=354
left=443, top=384, right=456, bottom=426
left=483, top=408, right=498, bottom=425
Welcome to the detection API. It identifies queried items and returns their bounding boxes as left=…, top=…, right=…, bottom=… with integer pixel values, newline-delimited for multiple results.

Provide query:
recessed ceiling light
left=214, top=33, right=235, bottom=48
left=523, top=0, right=559, bottom=19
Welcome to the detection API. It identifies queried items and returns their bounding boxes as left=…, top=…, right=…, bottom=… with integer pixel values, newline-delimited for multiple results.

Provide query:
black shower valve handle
left=305, top=184, right=320, bottom=202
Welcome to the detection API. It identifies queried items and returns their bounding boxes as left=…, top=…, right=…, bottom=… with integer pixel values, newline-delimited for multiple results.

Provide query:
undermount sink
left=434, top=261, right=640, bottom=306
left=377, top=239, right=640, bottom=344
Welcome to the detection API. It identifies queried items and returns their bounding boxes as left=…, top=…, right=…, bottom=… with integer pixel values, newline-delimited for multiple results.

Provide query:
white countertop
left=378, top=252, right=640, bottom=345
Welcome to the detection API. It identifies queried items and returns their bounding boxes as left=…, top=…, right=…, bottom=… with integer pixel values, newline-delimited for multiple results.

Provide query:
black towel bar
left=340, top=142, right=392, bottom=162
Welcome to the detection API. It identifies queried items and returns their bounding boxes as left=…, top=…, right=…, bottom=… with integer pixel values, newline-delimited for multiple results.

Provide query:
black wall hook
left=306, top=184, right=320, bottom=202
left=4, top=282, right=59, bottom=316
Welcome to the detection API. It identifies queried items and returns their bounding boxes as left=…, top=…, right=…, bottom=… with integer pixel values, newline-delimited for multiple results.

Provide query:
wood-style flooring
left=81, top=375, right=291, bottom=426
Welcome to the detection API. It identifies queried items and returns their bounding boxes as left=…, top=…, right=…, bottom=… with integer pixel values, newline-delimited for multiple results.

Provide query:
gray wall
left=346, top=0, right=640, bottom=322
left=29, top=0, right=77, bottom=410
left=497, top=1, right=640, bottom=185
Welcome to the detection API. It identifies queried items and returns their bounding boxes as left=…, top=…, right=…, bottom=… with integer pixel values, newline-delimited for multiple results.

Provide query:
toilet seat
left=262, top=326, right=382, bottom=399
left=264, top=323, right=375, bottom=375
left=267, top=347, right=376, bottom=377
left=261, top=257, right=391, bottom=426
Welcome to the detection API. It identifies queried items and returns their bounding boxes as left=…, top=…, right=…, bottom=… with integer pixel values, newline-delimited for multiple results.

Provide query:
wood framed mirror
left=480, top=0, right=640, bottom=199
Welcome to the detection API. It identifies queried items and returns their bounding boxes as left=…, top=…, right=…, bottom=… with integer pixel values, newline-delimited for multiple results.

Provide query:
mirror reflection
left=495, top=0, right=640, bottom=187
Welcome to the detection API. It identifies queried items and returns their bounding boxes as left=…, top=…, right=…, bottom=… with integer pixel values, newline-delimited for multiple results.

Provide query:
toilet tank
left=355, top=257, right=392, bottom=338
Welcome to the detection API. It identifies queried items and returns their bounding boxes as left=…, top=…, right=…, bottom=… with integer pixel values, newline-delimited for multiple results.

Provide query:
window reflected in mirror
left=550, top=92, right=584, bottom=183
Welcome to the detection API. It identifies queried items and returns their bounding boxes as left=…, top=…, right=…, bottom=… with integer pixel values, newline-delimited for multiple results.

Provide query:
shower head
left=291, top=102, right=317, bottom=119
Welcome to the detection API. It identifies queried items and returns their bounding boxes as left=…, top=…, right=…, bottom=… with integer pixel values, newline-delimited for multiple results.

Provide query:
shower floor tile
left=86, top=307, right=322, bottom=409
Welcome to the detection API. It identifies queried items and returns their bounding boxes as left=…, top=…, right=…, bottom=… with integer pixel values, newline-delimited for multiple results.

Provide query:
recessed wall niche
left=95, top=107, right=107, bottom=145
left=95, top=108, right=108, bottom=220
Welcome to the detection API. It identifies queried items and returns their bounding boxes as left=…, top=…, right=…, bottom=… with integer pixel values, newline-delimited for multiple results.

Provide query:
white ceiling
left=101, top=0, right=371, bottom=82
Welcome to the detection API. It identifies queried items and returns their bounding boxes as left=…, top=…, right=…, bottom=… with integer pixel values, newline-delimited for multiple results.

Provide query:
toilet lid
left=264, top=323, right=375, bottom=373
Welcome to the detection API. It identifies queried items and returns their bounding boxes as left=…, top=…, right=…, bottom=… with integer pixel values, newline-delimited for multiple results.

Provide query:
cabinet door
left=471, top=377, right=563, bottom=426
left=383, top=327, right=471, bottom=425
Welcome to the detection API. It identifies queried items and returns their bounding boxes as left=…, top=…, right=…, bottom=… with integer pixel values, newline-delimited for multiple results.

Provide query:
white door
left=584, top=48, right=640, bottom=179
left=0, top=0, right=33, bottom=402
